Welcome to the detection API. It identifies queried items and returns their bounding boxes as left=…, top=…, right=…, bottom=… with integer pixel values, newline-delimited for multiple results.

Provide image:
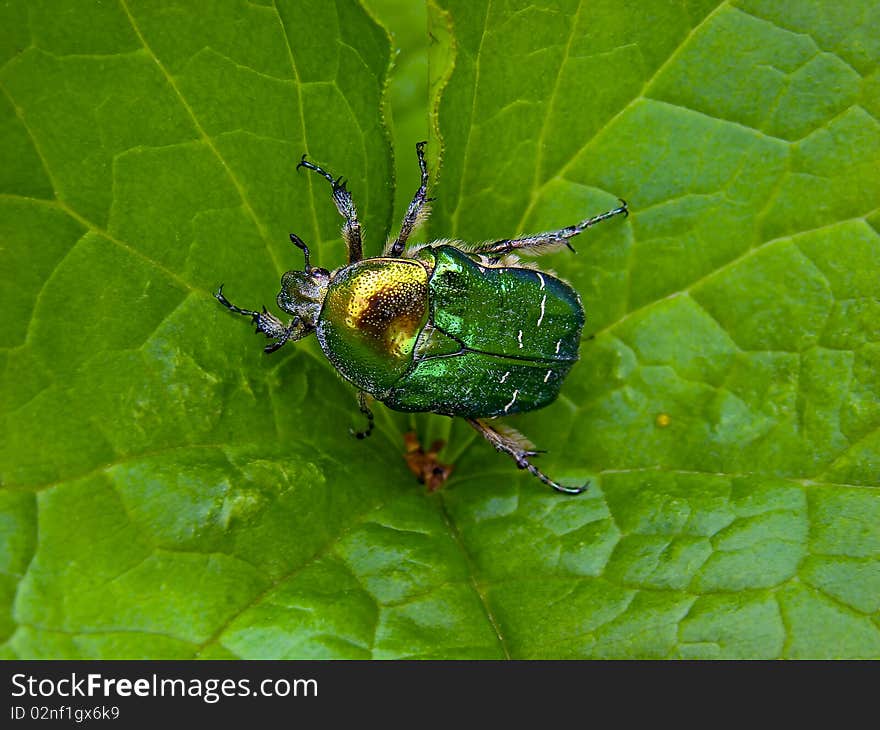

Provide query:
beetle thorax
left=339, top=265, right=427, bottom=354
left=315, top=258, right=431, bottom=393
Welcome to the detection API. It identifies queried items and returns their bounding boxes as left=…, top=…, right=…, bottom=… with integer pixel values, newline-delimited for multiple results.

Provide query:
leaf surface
left=429, top=0, right=880, bottom=658
left=1, top=0, right=878, bottom=659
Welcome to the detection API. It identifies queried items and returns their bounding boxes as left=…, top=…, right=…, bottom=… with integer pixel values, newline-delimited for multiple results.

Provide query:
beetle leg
left=350, top=390, right=375, bottom=439
left=466, top=417, right=587, bottom=495
left=473, top=200, right=628, bottom=258
left=297, top=154, right=363, bottom=264
left=387, top=141, right=431, bottom=257
left=215, top=285, right=297, bottom=354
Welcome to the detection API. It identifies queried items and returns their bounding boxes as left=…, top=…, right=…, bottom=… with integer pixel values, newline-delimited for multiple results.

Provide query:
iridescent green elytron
left=383, top=246, right=583, bottom=417
left=216, top=142, right=628, bottom=494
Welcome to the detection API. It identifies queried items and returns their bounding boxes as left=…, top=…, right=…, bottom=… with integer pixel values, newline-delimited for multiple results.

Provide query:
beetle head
left=276, top=267, right=330, bottom=330
left=275, top=234, right=330, bottom=336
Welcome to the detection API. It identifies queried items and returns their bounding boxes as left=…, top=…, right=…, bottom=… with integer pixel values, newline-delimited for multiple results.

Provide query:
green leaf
left=429, top=0, right=880, bottom=658
left=1, top=0, right=878, bottom=660
left=361, top=0, right=430, bottom=230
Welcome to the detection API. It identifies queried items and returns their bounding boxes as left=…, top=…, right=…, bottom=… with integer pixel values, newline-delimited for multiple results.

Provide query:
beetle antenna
left=289, top=233, right=312, bottom=273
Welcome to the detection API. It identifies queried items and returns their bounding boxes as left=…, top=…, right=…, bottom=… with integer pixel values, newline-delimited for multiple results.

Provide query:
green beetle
left=217, top=142, right=627, bottom=494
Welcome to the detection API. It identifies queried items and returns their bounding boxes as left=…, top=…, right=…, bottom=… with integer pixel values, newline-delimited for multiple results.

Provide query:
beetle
left=216, top=142, right=627, bottom=494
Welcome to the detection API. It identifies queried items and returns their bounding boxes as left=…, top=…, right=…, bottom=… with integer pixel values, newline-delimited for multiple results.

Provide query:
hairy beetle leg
left=466, top=418, right=587, bottom=495
left=403, top=431, right=454, bottom=492
left=475, top=199, right=629, bottom=258
left=388, top=141, right=431, bottom=257
left=215, top=285, right=294, bottom=354
left=350, top=391, right=375, bottom=440
left=297, top=153, right=363, bottom=264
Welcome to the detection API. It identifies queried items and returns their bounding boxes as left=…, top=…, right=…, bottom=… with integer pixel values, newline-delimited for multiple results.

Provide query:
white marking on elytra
left=555, top=339, right=562, bottom=354
left=499, top=371, right=510, bottom=384
left=517, top=330, right=524, bottom=348
left=537, top=294, right=547, bottom=327
left=544, top=369, right=552, bottom=383
left=504, top=389, right=519, bottom=413
left=537, top=272, right=546, bottom=290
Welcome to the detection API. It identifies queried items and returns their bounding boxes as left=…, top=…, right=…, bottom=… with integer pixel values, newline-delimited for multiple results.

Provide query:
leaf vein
left=436, top=494, right=510, bottom=659
left=450, top=0, right=492, bottom=235
left=513, top=0, right=729, bottom=232
left=191, top=495, right=396, bottom=657
left=118, top=0, right=285, bottom=277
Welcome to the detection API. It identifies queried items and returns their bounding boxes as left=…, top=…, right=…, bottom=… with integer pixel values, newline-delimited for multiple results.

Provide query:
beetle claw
left=552, top=480, right=589, bottom=495
left=296, top=154, right=336, bottom=186
left=263, top=339, right=286, bottom=354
